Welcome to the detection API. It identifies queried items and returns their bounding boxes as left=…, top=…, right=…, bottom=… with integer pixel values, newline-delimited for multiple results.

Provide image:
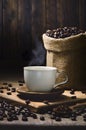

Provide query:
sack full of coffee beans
left=42, top=27, right=86, bottom=90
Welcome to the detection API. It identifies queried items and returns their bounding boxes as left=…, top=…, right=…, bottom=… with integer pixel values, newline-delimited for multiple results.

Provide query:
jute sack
left=42, top=33, right=86, bottom=90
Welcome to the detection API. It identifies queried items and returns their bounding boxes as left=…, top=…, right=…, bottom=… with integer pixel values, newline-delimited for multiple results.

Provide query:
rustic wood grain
left=79, top=0, right=86, bottom=30
left=64, top=0, right=79, bottom=27
left=45, top=0, right=57, bottom=29
left=2, top=0, right=18, bottom=59
left=31, top=0, right=46, bottom=39
left=17, top=0, right=33, bottom=66
left=56, top=0, right=63, bottom=27
left=0, top=0, right=86, bottom=62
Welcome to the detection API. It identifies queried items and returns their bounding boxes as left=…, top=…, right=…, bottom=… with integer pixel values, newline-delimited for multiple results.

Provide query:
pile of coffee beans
left=47, top=104, right=86, bottom=121
left=0, top=99, right=46, bottom=122
left=0, top=99, right=35, bottom=121
left=0, top=99, right=86, bottom=122
left=45, top=27, right=85, bottom=38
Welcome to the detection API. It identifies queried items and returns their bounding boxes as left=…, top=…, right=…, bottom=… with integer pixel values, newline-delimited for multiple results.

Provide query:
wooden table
left=0, top=81, right=86, bottom=130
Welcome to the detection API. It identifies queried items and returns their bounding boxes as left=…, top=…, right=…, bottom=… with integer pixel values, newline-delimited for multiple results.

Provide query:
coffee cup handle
left=54, top=71, right=68, bottom=89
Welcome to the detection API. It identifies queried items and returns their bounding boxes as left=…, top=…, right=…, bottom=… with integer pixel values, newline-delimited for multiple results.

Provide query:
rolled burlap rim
left=42, top=32, right=86, bottom=53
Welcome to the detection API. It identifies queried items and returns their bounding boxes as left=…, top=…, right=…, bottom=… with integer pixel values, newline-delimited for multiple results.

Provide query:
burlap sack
left=42, top=33, right=86, bottom=90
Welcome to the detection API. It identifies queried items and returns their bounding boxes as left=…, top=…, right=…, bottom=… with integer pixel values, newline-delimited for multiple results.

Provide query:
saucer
left=17, top=86, right=64, bottom=101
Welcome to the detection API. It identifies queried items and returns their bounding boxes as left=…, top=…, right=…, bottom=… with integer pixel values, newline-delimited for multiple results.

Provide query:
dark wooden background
left=0, top=0, right=86, bottom=68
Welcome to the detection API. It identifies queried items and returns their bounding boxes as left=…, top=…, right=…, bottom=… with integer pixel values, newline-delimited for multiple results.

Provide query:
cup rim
left=24, top=66, right=57, bottom=71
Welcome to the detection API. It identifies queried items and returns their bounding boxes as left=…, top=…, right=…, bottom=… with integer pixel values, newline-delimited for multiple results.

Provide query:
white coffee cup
left=24, top=66, right=68, bottom=92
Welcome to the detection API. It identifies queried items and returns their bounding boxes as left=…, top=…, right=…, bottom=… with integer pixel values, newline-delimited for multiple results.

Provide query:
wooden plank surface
left=3, top=0, right=18, bottom=59
left=79, top=0, right=86, bottom=29
left=17, top=0, right=32, bottom=61
left=0, top=81, right=86, bottom=113
left=45, top=0, right=57, bottom=29
left=0, top=0, right=86, bottom=62
left=56, top=0, right=63, bottom=27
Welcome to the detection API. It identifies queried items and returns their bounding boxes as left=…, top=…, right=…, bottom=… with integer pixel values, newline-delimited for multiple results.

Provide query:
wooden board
left=0, top=81, right=86, bottom=113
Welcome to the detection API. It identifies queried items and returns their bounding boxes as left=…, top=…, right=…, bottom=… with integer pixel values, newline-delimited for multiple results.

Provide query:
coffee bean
left=25, top=99, right=30, bottom=105
left=8, top=84, right=12, bottom=87
left=83, top=118, right=86, bottom=121
left=52, top=111, right=56, bottom=116
left=83, top=107, right=86, bottom=113
left=55, top=116, right=61, bottom=121
left=46, top=30, right=52, bottom=37
left=7, top=92, right=12, bottom=95
left=3, top=113, right=7, bottom=117
left=4, top=86, right=8, bottom=89
left=23, top=107, right=30, bottom=112
left=12, top=115, right=18, bottom=120
left=43, top=100, right=49, bottom=105
left=7, top=115, right=13, bottom=121
left=54, top=32, right=59, bottom=38
left=7, top=87, right=10, bottom=91
left=50, top=115, right=55, bottom=119
left=47, top=110, right=52, bottom=114
left=11, top=88, right=16, bottom=92
left=71, top=113, right=77, bottom=117
left=18, top=106, right=24, bottom=111
left=22, top=116, right=28, bottom=121
left=0, top=86, right=4, bottom=89
left=22, top=112, right=30, bottom=117
left=19, top=83, right=23, bottom=86
left=0, top=116, right=3, bottom=120
left=16, top=109, right=21, bottom=115
left=31, top=113, right=37, bottom=119
left=83, top=114, right=86, bottom=118
left=76, top=110, right=83, bottom=115
left=70, top=89, right=75, bottom=94
left=81, top=91, right=86, bottom=94
left=7, top=112, right=12, bottom=116
left=40, top=116, right=45, bottom=121
left=71, top=116, right=77, bottom=121
left=3, top=82, right=8, bottom=85
left=0, top=109, right=4, bottom=113
left=0, top=90, right=3, bottom=93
